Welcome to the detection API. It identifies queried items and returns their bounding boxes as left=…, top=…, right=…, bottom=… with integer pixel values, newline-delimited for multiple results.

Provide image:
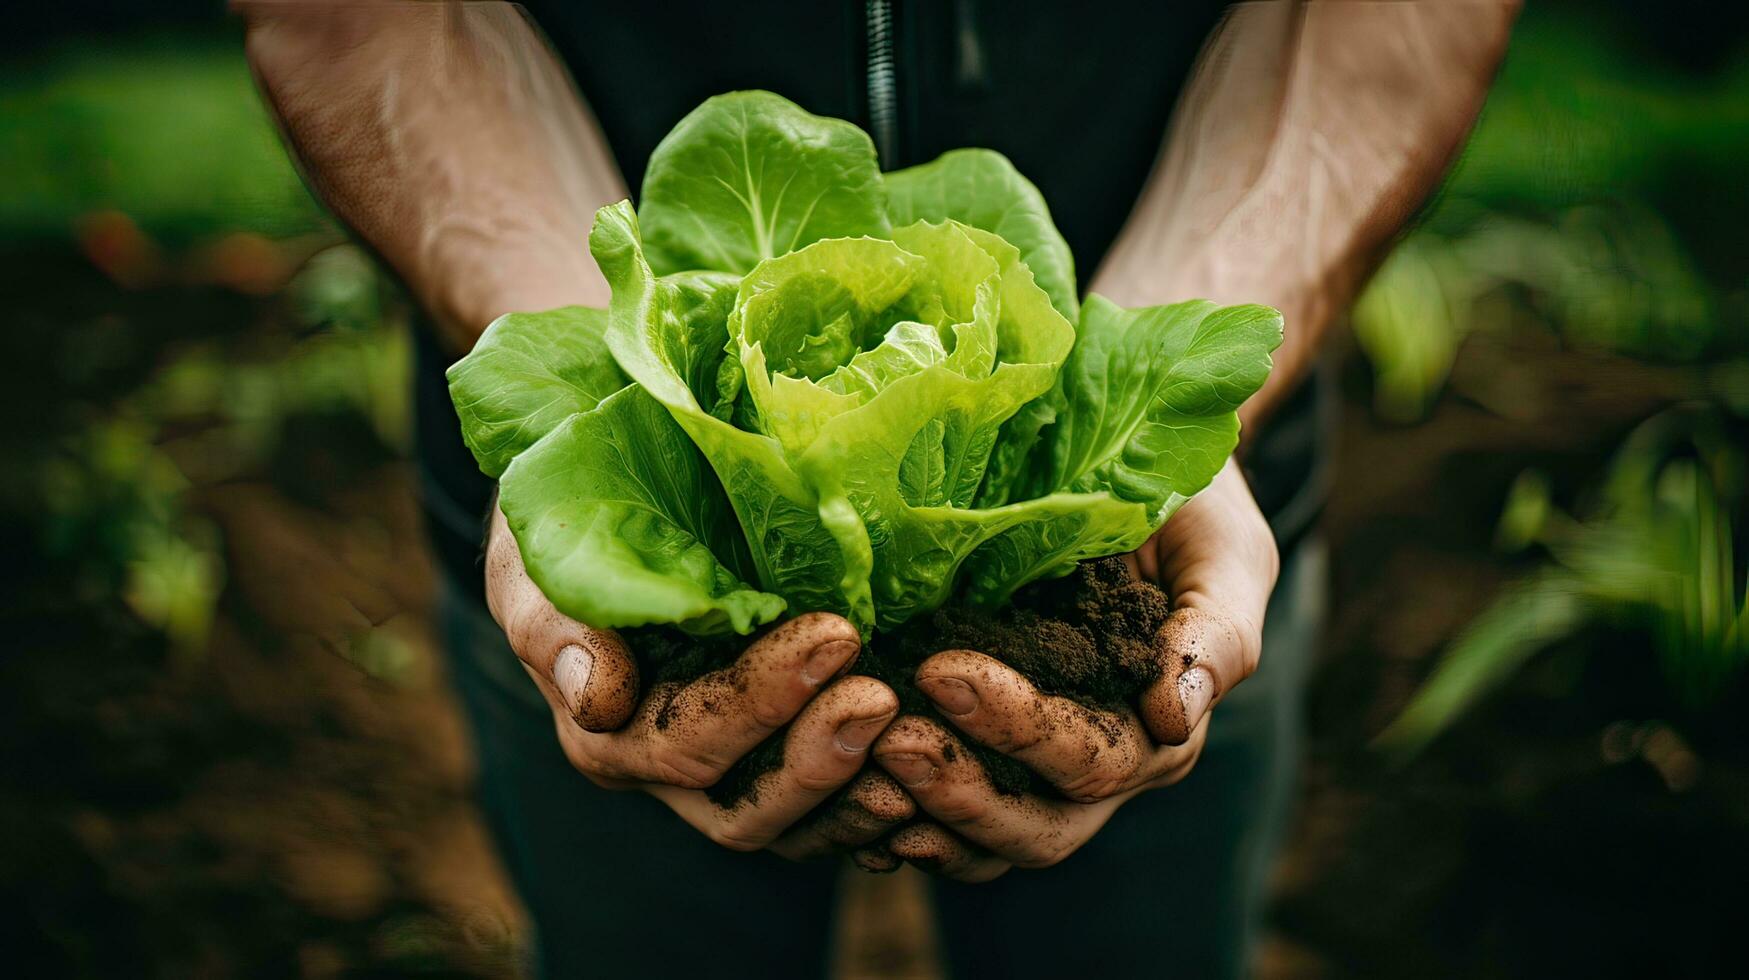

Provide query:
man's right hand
left=485, top=505, right=913, bottom=858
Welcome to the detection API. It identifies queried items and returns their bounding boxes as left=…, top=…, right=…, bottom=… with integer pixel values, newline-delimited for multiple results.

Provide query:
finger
left=1140, top=605, right=1256, bottom=745
left=916, top=650, right=1158, bottom=802
left=851, top=844, right=901, bottom=874
left=845, top=770, right=916, bottom=823
left=771, top=771, right=916, bottom=859
left=887, top=823, right=1011, bottom=883
left=874, top=717, right=1115, bottom=869
left=488, top=505, right=639, bottom=731
left=608, top=612, right=861, bottom=787
left=661, top=676, right=898, bottom=853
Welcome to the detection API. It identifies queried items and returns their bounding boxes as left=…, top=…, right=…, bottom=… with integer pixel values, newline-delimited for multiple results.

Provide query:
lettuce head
left=448, top=91, right=1281, bottom=638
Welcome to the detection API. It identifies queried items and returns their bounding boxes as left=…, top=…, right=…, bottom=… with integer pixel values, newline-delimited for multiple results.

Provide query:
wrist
left=1088, top=242, right=1319, bottom=329
left=426, top=243, right=613, bottom=354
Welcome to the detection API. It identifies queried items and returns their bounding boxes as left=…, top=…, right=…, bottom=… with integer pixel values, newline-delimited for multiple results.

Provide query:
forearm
left=242, top=0, right=626, bottom=351
left=1090, top=0, right=1518, bottom=430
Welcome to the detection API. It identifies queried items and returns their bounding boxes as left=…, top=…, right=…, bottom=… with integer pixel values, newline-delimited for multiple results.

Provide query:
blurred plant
left=0, top=37, right=323, bottom=244
left=1350, top=236, right=1474, bottom=422
left=1376, top=408, right=1748, bottom=758
left=122, top=521, right=225, bottom=664
left=1353, top=204, right=1725, bottom=421
left=0, top=34, right=414, bottom=669
left=37, top=245, right=407, bottom=663
left=1351, top=5, right=1749, bottom=421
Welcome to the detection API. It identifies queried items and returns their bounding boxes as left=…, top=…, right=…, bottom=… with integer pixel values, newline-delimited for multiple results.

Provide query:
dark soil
left=628, top=556, right=1173, bottom=807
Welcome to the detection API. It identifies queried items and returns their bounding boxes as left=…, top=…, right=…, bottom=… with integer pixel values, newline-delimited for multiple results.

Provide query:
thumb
left=1135, top=461, right=1275, bottom=745
left=1140, top=603, right=1258, bottom=745
left=486, top=503, right=639, bottom=732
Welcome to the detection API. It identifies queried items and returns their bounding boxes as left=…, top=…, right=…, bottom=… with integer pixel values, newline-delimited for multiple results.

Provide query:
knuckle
left=1258, top=530, right=1282, bottom=585
left=648, top=746, right=722, bottom=791
left=1225, top=612, right=1264, bottom=681
left=554, top=732, right=635, bottom=790
left=561, top=740, right=633, bottom=792
left=978, top=717, right=1044, bottom=756
left=748, top=694, right=798, bottom=730
left=931, top=788, right=990, bottom=827
left=1058, top=770, right=1125, bottom=804
left=967, top=694, right=1051, bottom=756
left=792, top=762, right=849, bottom=795
left=1015, top=837, right=1074, bottom=869
left=1091, top=744, right=1143, bottom=793
left=705, top=822, right=768, bottom=853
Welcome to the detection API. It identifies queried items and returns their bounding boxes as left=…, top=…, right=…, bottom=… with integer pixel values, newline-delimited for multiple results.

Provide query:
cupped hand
left=486, top=505, right=913, bottom=858
left=867, top=460, right=1278, bottom=880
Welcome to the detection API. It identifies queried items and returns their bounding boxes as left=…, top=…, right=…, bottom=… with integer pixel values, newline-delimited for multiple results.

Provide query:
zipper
left=865, top=0, right=898, bottom=164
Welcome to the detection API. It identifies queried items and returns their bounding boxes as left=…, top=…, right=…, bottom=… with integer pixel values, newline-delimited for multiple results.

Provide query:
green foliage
left=449, top=91, right=1281, bottom=637
left=1354, top=205, right=1724, bottom=420
left=1377, top=409, right=1749, bottom=758
left=886, top=148, right=1080, bottom=323
left=1349, top=238, right=1472, bottom=423
left=1351, top=7, right=1747, bottom=420
left=500, top=386, right=785, bottom=634
left=637, top=91, right=890, bottom=275
left=0, top=35, right=324, bottom=243
left=34, top=245, right=408, bottom=662
left=446, top=307, right=628, bottom=479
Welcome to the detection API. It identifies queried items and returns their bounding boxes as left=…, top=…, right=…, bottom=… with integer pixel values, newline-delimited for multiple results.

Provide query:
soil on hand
left=627, top=556, right=1173, bottom=806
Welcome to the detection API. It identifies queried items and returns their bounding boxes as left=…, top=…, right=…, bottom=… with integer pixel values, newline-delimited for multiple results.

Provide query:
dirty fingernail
left=1179, top=667, right=1214, bottom=733
left=555, top=644, right=594, bottom=719
left=880, top=752, right=937, bottom=788
left=836, top=712, right=894, bottom=754
left=918, top=676, right=978, bottom=716
left=802, top=639, right=860, bottom=686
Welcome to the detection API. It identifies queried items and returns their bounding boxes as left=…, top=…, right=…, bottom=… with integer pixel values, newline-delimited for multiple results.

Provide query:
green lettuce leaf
left=730, top=221, right=1071, bottom=504
left=638, top=91, right=890, bottom=276
left=883, top=154, right=1081, bottom=510
left=590, top=200, right=877, bottom=628
left=498, top=384, right=784, bottom=635
left=1038, top=296, right=1284, bottom=519
left=885, top=148, right=1079, bottom=323
left=974, top=397, right=1058, bottom=509
left=729, top=221, right=1076, bottom=627
left=961, top=297, right=1282, bottom=604
left=796, top=369, right=1091, bottom=627
left=445, top=306, right=628, bottom=478
left=729, top=235, right=925, bottom=450
left=821, top=320, right=948, bottom=398
left=960, top=492, right=1156, bottom=605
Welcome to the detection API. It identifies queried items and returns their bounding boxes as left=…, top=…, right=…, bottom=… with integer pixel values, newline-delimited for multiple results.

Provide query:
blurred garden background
left=1, top=2, right=1745, bottom=977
